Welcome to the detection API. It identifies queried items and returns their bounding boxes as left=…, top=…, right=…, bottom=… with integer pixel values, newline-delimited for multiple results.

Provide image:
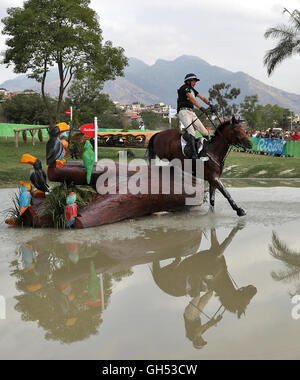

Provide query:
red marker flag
left=80, top=123, right=95, bottom=138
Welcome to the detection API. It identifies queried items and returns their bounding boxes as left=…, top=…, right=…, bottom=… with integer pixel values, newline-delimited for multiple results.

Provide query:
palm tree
left=264, top=8, right=300, bottom=75
left=269, top=232, right=300, bottom=297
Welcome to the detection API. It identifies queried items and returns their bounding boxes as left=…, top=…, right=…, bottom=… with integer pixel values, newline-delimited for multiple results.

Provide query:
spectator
left=292, top=131, right=300, bottom=141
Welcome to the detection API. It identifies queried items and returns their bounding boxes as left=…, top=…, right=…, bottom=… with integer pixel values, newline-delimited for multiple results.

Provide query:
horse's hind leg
left=214, top=179, right=246, bottom=217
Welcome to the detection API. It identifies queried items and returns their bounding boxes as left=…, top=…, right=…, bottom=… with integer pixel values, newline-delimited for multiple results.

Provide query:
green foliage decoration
left=40, top=182, right=95, bottom=229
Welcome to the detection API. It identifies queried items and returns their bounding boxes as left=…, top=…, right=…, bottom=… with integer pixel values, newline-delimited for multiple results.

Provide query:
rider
left=177, top=73, right=211, bottom=159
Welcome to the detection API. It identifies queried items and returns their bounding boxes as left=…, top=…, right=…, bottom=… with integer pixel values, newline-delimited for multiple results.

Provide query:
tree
left=140, top=111, right=170, bottom=130
left=3, top=93, right=52, bottom=124
left=240, top=102, right=292, bottom=131
left=264, top=8, right=300, bottom=75
left=271, top=104, right=291, bottom=129
left=2, top=93, right=70, bottom=124
left=66, top=73, right=122, bottom=127
left=208, top=83, right=240, bottom=119
left=269, top=232, right=300, bottom=297
left=1, top=0, right=127, bottom=128
left=240, top=95, right=259, bottom=129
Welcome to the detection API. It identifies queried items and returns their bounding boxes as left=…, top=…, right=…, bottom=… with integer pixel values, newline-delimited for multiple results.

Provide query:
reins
left=203, top=112, right=232, bottom=168
left=188, top=267, right=240, bottom=323
left=179, top=109, right=246, bottom=168
left=189, top=298, right=225, bottom=322
left=203, top=111, right=247, bottom=168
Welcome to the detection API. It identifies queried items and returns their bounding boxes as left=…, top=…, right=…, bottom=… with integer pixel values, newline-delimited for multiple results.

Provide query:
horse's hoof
left=210, top=205, right=215, bottom=213
left=237, top=208, right=246, bottom=217
left=236, top=220, right=246, bottom=230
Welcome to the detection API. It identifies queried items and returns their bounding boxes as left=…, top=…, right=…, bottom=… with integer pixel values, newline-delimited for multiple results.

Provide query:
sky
left=0, top=0, right=300, bottom=94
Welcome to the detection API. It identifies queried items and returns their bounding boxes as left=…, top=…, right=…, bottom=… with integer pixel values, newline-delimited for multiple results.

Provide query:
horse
left=151, top=226, right=257, bottom=318
left=147, top=116, right=252, bottom=216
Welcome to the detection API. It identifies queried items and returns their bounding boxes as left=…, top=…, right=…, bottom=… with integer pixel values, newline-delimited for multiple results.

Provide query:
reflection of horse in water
left=151, top=225, right=257, bottom=348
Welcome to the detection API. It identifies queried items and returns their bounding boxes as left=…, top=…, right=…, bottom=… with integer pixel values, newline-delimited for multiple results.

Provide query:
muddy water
left=0, top=185, right=300, bottom=360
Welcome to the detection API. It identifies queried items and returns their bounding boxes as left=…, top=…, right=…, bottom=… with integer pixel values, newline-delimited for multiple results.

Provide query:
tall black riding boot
left=183, top=132, right=198, bottom=160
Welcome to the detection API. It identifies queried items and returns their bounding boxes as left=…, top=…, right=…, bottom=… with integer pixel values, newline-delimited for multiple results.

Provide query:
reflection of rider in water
left=151, top=224, right=257, bottom=348
left=184, top=290, right=222, bottom=349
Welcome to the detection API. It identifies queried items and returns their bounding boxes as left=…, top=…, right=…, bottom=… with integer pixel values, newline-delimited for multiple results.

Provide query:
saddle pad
left=198, top=138, right=205, bottom=154
left=181, top=136, right=204, bottom=157
left=181, top=135, right=187, bottom=156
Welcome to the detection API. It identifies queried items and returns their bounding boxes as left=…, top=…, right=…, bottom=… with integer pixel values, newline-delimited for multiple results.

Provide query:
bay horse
left=147, top=116, right=252, bottom=216
left=151, top=226, right=257, bottom=318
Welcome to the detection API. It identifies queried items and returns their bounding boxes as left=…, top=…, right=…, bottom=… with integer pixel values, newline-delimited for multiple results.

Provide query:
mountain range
left=1, top=55, right=300, bottom=113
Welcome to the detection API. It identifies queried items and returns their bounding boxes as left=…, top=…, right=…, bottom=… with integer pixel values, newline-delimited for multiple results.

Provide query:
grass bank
left=0, top=138, right=146, bottom=186
left=0, top=137, right=300, bottom=187
left=222, top=152, right=300, bottom=179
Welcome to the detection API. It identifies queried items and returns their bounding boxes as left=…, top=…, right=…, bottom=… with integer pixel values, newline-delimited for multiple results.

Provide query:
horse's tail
left=146, top=133, right=158, bottom=163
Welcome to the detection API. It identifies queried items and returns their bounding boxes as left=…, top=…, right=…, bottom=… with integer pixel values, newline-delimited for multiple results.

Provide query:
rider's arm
left=197, top=93, right=210, bottom=105
left=186, top=92, right=209, bottom=110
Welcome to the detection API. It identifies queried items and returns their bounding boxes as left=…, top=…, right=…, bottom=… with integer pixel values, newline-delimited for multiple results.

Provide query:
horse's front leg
left=209, top=184, right=216, bottom=213
left=213, top=178, right=246, bottom=217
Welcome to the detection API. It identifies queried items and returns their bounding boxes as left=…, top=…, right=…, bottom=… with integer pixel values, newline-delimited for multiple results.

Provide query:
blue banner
left=254, top=138, right=286, bottom=155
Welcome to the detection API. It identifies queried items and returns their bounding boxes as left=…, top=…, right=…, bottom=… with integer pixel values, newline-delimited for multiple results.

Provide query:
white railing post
left=94, top=117, right=98, bottom=162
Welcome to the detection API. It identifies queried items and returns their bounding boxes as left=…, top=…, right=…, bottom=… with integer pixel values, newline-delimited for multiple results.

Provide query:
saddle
left=181, top=131, right=208, bottom=159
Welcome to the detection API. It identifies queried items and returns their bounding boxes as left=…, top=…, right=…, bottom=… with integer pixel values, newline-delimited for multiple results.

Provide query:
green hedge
left=0, top=123, right=49, bottom=137
left=0, top=124, right=155, bottom=137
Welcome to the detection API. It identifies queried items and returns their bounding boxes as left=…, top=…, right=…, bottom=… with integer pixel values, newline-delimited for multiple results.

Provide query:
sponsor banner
left=238, top=138, right=300, bottom=157
left=283, top=140, right=300, bottom=157
left=253, top=137, right=285, bottom=155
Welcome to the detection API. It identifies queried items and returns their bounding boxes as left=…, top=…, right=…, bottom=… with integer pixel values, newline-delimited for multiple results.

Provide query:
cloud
left=91, top=0, right=300, bottom=93
left=0, top=0, right=299, bottom=94
left=93, top=0, right=287, bottom=65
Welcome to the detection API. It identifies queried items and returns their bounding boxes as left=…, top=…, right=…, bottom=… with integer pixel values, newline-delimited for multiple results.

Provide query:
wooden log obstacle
left=21, top=161, right=204, bottom=229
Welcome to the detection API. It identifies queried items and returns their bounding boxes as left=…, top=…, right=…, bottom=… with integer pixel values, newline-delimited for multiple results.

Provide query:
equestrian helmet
left=184, top=73, right=200, bottom=82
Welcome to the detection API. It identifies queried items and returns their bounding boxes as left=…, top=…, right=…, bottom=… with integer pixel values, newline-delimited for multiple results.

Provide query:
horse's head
left=235, top=285, right=257, bottom=318
left=221, top=116, right=252, bottom=150
left=215, top=284, right=257, bottom=318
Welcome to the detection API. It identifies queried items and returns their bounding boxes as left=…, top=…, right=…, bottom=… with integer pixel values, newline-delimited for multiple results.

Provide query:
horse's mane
left=210, top=120, right=231, bottom=141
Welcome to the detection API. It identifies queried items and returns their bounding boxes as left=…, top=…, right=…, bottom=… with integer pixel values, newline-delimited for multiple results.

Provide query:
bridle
left=210, top=117, right=246, bottom=149
left=229, top=125, right=249, bottom=150
left=207, top=119, right=248, bottom=168
left=181, top=109, right=248, bottom=165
